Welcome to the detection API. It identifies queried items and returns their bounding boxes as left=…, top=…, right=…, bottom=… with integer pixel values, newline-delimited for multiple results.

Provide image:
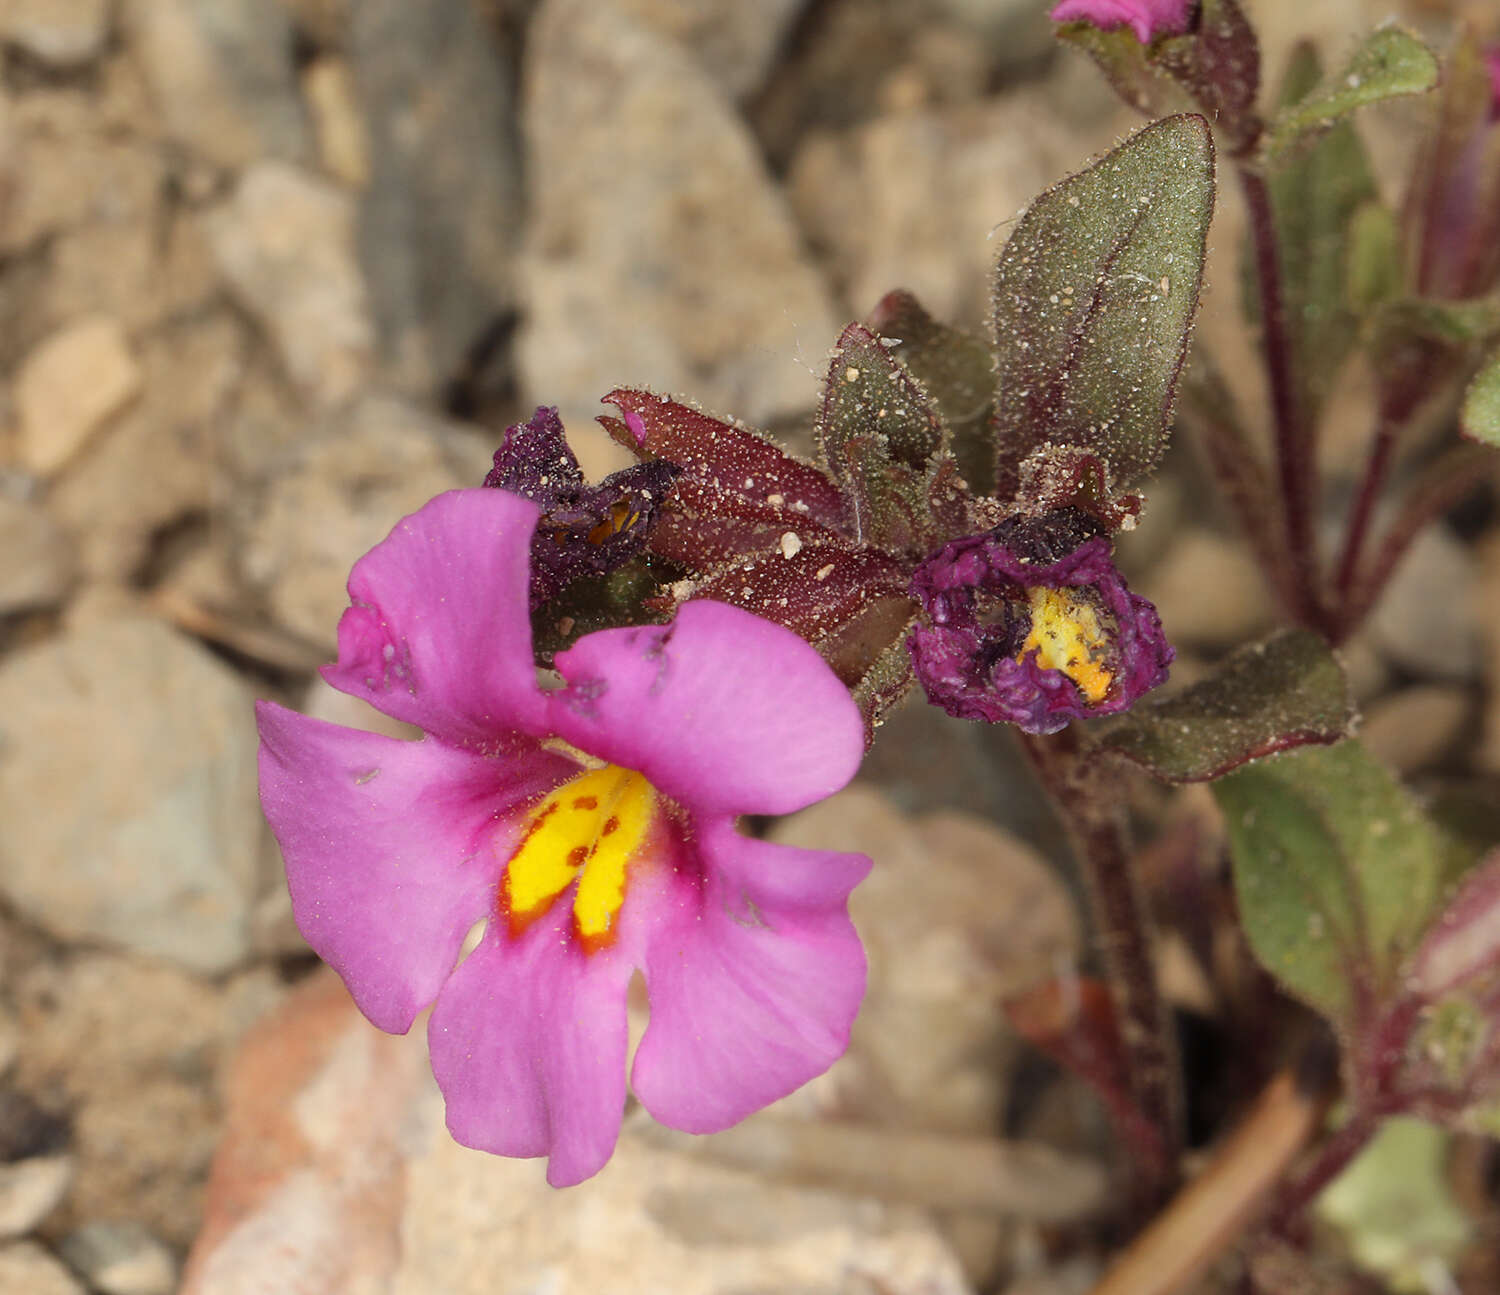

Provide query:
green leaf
left=816, top=323, right=943, bottom=553
left=1054, top=23, right=1194, bottom=120
left=1382, top=296, right=1500, bottom=347
left=1213, top=741, right=1446, bottom=1025
left=1461, top=348, right=1500, bottom=448
left=1346, top=201, right=1402, bottom=314
left=1100, top=629, right=1354, bottom=783
left=1317, top=1120, right=1471, bottom=1292
left=991, top=114, right=1215, bottom=500
left=867, top=290, right=997, bottom=495
left=1267, top=27, right=1439, bottom=157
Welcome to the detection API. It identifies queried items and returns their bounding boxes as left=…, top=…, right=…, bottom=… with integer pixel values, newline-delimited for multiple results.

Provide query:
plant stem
left=1266, top=1112, right=1377, bottom=1235
left=1019, top=727, right=1182, bottom=1203
left=1087, top=1060, right=1333, bottom=1295
left=1331, top=416, right=1394, bottom=621
left=1239, top=166, right=1324, bottom=631
left=1338, top=441, right=1490, bottom=633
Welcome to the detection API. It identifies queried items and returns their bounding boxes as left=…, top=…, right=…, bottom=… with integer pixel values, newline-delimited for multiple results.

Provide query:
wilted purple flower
left=256, top=489, right=870, bottom=1186
left=1049, top=0, right=1195, bottom=44
left=907, top=511, right=1173, bottom=734
left=485, top=405, right=679, bottom=607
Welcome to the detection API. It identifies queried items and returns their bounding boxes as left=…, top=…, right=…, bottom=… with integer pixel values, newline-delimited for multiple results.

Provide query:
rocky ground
left=0, top=1, right=1497, bottom=1293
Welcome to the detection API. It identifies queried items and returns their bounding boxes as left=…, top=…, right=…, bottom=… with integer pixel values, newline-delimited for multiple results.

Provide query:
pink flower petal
left=428, top=910, right=634, bottom=1187
left=1050, top=0, right=1194, bottom=43
left=547, top=601, right=864, bottom=816
left=257, top=701, right=574, bottom=1032
left=631, top=818, right=870, bottom=1132
left=322, top=490, right=549, bottom=747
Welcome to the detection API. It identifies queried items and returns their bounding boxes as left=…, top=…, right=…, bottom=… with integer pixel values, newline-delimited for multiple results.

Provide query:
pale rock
left=0, top=1006, right=16, bottom=1078
left=1368, top=524, right=1480, bottom=681
left=394, top=1134, right=970, bottom=1295
left=0, top=1242, right=85, bottom=1295
left=183, top=975, right=971, bottom=1295
left=48, top=311, right=247, bottom=581
left=123, top=0, right=310, bottom=171
left=301, top=58, right=368, bottom=188
left=610, top=0, right=807, bottom=99
left=0, top=615, right=262, bottom=973
left=1361, top=685, right=1471, bottom=776
left=0, top=0, right=109, bottom=69
left=788, top=93, right=1078, bottom=327
left=45, top=212, right=220, bottom=338
left=236, top=394, right=492, bottom=644
left=0, top=1156, right=71, bottom=1238
left=11, top=955, right=283, bottom=1249
left=0, top=493, right=74, bottom=614
left=59, top=1221, right=176, bottom=1295
left=204, top=161, right=373, bottom=409
left=0, top=91, right=164, bottom=254
left=1338, top=631, right=1391, bottom=706
left=520, top=0, right=839, bottom=431
left=1139, top=529, right=1275, bottom=651
left=15, top=317, right=141, bottom=476
left=771, top=784, right=1079, bottom=1136
left=351, top=0, right=521, bottom=395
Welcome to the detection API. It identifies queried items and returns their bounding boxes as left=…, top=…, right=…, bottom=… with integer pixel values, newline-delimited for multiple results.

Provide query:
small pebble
left=60, top=1221, right=176, bottom=1295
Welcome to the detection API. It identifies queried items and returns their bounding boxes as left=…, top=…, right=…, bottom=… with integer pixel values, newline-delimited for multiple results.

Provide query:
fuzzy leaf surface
left=1213, top=741, right=1446, bottom=1026
left=991, top=114, right=1214, bottom=500
left=1462, top=349, right=1500, bottom=448
left=1267, top=27, right=1438, bottom=156
left=1101, top=629, right=1353, bottom=783
left=817, top=324, right=944, bottom=553
left=868, top=291, right=997, bottom=494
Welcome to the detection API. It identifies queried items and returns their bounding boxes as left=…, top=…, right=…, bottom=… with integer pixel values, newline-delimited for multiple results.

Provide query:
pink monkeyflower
left=1049, top=0, right=1195, bottom=44
left=256, top=489, right=870, bottom=1186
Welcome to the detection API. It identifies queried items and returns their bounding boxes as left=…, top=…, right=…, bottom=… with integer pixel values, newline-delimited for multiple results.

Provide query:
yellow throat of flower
left=503, top=764, right=655, bottom=949
left=1020, top=586, right=1114, bottom=705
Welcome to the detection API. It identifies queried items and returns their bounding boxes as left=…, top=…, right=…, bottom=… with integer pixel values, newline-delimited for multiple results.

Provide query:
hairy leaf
left=867, top=291, right=997, bottom=494
left=1267, top=27, right=1438, bottom=157
left=991, top=114, right=1215, bottom=500
left=1345, top=201, right=1402, bottom=315
left=817, top=323, right=944, bottom=554
left=1054, top=23, right=1193, bottom=120
left=1101, top=629, right=1354, bottom=783
left=1214, top=741, right=1446, bottom=1025
left=1462, top=348, right=1500, bottom=448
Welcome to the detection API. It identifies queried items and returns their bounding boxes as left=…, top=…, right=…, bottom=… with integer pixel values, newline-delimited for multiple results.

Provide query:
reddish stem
left=1339, top=442, right=1490, bottom=633
left=1267, top=1112, right=1377, bottom=1236
left=1018, top=728, right=1182, bottom=1207
left=1331, top=416, right=1395, bottom=622
left=1238, top=165, right=1325, bottom=631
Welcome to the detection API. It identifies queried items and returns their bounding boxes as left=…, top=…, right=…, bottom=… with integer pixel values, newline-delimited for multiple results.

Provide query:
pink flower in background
left=1049, top=0, right=1195, bottom=44
left=1487, top=46, right=1500, bottom=121
left=256, top=489, right=870, bottom=1186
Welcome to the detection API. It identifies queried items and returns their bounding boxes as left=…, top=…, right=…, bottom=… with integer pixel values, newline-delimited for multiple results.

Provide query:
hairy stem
left=1331, top=416, right=1395, bottom=620
left=1239, top=166, right=1324, bottom=631
left=1267, top=1112, right=1377, bottom=1236
left=1339, top=442, right=1490, bottom=633
left=1019, top=728, right=1182, bottom=1204
left=1089, top=1054, right=1334, bottom=1295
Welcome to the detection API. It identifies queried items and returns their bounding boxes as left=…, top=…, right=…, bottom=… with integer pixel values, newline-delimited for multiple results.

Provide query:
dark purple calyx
left=907, top=509, right=1173, bottom=734
left=484, top=406, right=680, bottom=608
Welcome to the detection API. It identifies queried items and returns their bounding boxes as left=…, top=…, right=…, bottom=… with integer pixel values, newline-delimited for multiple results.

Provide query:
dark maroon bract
left=484, top=405, right=679, bottom=607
